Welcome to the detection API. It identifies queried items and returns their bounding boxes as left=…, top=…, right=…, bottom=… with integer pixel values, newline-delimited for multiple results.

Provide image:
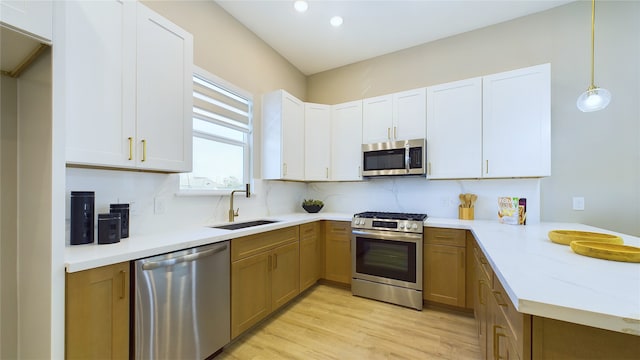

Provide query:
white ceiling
left=215, top=0, right=574, bottom=75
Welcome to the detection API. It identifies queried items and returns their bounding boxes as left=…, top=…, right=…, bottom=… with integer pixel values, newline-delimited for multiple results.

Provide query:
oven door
left=351, top=229, right=423, bottom=290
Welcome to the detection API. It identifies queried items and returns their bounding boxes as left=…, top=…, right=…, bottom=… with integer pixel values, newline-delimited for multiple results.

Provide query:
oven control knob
left=399, top=224, right=405, bottom=229
left=411, top=223, right=418, bottom=230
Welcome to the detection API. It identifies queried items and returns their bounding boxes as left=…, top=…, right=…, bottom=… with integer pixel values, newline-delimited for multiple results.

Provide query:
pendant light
left=577, top=0, right=611, bottom=112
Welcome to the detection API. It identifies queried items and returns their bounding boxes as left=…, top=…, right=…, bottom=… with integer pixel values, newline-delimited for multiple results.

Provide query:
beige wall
left=142, top=0, right=307, bottom=179
left=307, top=1, right=640, bottom=236
left=0, top=74, right=18, bottom=359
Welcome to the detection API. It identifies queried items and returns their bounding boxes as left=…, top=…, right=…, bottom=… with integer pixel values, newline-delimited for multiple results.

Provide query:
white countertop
left=65, top=214, right=640, bottom=336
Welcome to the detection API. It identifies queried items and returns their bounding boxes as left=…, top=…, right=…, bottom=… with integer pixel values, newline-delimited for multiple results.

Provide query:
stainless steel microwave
left=361, top=139, right=426, bottom=177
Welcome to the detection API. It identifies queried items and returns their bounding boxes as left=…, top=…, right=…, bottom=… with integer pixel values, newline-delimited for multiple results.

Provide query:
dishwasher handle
left=141, top=243, right=228, bottom=271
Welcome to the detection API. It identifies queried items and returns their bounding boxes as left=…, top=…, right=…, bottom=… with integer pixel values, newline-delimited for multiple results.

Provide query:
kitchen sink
left=212, top=219, right=279, bottom=230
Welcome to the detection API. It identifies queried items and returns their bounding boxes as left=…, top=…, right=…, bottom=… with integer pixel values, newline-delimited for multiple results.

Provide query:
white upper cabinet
left=136, top=3, right=193, bottom=172
left=304, top=103, right=331, bottom=181
left=362, top=88, right=426, bottom=144
left=362, top=94, right=393, bottom=144
left=262, top=90, right=305, bottom=181
left=61, top=0, right=135, bottom=169
left=1, top=0, right=52, bottom=42
left=482, top=63, right=551, bottom=178
left=331, top=100, right=363, bottom=181
left=393, top=88, right=427, bottom=141
left=61, top=1, right=193, bottom=173
left=426, top=77, right=483, bottom=179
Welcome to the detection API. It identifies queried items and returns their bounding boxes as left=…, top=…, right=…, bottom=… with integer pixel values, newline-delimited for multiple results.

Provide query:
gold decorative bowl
left=570, top=241, right=640, bottom=263
left=548, top=230, right=623, bottom=246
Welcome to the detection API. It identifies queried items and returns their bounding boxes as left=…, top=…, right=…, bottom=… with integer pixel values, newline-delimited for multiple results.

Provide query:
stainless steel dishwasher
left=134, top=241, right=230, bottom=359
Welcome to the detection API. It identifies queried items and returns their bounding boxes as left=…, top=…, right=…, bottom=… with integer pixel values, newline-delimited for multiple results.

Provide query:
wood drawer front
left=325, top=221, right=350, bottom=238
left=300, top=222, right=320, bottom=241
left=473, top=243, right=494, bottom=287
left=425, top=227, right=466, bottom=247
left=493, top=275, right=531, bottom=359
left=232, top=226, right=299, bottom=261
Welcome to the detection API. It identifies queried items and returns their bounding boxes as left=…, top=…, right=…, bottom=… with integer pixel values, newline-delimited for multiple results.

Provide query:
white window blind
left=180, top=67, right=252, bottom=191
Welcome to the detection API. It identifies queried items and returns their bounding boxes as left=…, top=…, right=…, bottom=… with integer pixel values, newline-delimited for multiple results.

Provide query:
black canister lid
left=110, top=203, right=129, bottom=209
left=99, top=213, right=120, bottom=219
left=71, top=191, right=95, bottom=197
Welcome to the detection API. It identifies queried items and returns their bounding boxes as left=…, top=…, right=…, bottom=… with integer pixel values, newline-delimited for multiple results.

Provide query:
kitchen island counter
left=427, top=218, right=640, bottom=337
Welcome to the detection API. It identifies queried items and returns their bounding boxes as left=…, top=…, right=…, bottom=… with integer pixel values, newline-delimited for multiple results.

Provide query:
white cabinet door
left=136, top=3, right=193, bottom=172
left=304, top=103, right=331, bottom=181
left=63, top=0, right=136, bottom=169
left=482, top=63, right=551, bottom=178
left=393, top=88, right=426, bottom=141
left=362, top=89, right=426, bottom=144
left=331, top=100, right=363, bottom=181
left=362, top=94, right=392, bottom=144
left=262, top=90, right=305, bottom=180
left=1, top=0, right=52, bottom=42
left=426, top=78, right=482, bottom=179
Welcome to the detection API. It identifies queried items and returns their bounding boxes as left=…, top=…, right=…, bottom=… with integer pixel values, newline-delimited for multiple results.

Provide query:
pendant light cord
left=589, top=0, right=596, bottom=89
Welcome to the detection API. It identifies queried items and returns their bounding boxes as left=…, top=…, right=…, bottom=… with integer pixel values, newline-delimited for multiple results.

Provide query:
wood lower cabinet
left=231, top=226, right=300, bottom=339
left=300, top=222, right=321, bottom=292
left=531, top=316, right=640, bottom=359
left=423, top=227, right=466, bottom=307
left=271, top=241, right=301, bottom=310
left=323, top=221, right=351, bottom=285
left=65, top=261, right=129, bottom=360
left=472, top=234, right=531, bottom=360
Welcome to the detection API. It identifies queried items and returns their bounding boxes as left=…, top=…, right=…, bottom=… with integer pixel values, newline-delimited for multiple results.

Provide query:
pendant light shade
left=577, top=0, right=611, bottom=112
left=577, top=86, right=611, bottom=112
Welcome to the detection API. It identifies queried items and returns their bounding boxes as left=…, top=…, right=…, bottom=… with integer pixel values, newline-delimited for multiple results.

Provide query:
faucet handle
left=234, top=208, right=240, bottom=217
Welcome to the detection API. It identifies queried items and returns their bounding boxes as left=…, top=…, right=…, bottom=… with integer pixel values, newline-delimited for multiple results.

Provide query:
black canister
left=110, top=203, right=130, bottom=238
left=98, top=213, right=121, bottom=244
left=70, top=191, right=95, bottom=245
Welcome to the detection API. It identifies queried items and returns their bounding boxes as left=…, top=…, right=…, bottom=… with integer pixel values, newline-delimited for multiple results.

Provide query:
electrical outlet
left=154, top=197, right=166, bottom=214
left=572, top=197, right=585, bottom=211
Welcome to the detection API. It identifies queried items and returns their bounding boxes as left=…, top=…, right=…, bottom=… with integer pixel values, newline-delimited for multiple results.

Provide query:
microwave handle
left=405, top=143, right=410, bottom=173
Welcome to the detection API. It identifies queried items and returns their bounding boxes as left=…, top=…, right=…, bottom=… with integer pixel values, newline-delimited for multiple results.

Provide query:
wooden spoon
left=470, top=194, right=478, bottom=207
left=459, top=194, right=466, bottom=208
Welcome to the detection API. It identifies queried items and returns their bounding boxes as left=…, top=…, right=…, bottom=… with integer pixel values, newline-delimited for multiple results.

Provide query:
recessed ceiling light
left=330, top=16, right=343, bottom=27
left=293, top=1, right=308, bottom=13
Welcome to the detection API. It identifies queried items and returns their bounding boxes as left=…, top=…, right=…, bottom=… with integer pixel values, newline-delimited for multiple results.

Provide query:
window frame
left=178, top=66, right=253, bottom=196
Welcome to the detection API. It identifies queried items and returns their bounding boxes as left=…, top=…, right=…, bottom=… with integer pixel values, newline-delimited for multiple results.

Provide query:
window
left=180, top=66, right=252, bottom=192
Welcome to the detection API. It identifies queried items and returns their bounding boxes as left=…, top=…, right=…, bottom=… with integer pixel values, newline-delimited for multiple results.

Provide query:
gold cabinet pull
left=128, top=137, right=133, bottom=160
left=393, top=126, right=397, bottom=139
left=478, top=280, right=485, bottom=305
left=141, top=139, right=147, bottom=162
left=326, top=167, right=329, bottom=179
left=283, top=163, right=287, bottom=176
left=273, top=253, right=278, bottom=269
left=485, top=160, right=489, bottom=174
left=387, top=127, right=391, bottom=140
left=428, top=162, right=432, bottom=175
left=119, top=270, right=126, bottom=299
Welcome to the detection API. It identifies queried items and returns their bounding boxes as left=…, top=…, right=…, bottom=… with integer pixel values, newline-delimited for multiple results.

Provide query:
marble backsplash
left=66, top=167, right=540, bottom=240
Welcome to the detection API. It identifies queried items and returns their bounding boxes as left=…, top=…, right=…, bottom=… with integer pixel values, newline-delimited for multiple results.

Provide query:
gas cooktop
left=353, top=211, right=428, bottom=222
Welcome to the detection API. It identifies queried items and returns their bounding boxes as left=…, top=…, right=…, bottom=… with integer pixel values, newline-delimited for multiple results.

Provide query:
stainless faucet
left=228, top=183, right=251, bottom=222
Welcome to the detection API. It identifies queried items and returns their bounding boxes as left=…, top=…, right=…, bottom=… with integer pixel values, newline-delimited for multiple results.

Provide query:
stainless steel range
left=351, top=211, right=427, bottom=310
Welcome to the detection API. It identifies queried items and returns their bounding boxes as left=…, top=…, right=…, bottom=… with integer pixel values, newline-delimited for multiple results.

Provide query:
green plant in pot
left=302, top=199, right=324, bottom=213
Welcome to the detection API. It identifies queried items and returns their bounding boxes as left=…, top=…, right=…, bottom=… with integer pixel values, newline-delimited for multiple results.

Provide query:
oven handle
left=351, top=229, right=423, bottom=243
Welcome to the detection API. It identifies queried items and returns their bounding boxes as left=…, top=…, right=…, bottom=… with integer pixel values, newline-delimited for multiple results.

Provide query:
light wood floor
left=218, top=284, right=481, bottom=359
